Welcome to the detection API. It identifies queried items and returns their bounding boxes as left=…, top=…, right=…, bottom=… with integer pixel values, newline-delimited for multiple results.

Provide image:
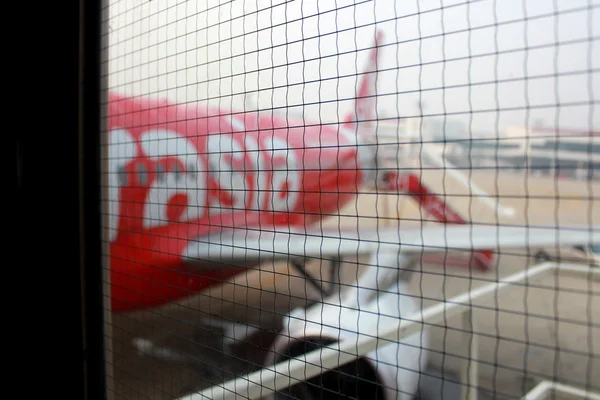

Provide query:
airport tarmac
left=106, top=170, right=600, bottom=400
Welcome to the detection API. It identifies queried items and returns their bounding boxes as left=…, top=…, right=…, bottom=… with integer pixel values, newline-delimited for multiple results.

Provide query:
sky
left=105, top=0, right=600, bottom=137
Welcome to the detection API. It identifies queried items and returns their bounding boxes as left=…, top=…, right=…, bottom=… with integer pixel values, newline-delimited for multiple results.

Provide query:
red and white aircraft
left=106, top=30, right=597, bottom=315
left=106, top=29, right=599, bottom=398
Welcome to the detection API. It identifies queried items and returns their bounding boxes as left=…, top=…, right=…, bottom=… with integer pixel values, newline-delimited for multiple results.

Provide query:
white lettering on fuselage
left=206, top=134, right=249, bottom=213
left=243, top=135, right=266, bottom=212
left=108, top=125, right=303, bottom=239
left=261, top=136, right=299, bottom=212
left=140, top=129, right=207, bottom=229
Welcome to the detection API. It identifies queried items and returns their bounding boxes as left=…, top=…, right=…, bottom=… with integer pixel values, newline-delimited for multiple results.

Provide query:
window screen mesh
left=100, top=1, right=599, bottom=400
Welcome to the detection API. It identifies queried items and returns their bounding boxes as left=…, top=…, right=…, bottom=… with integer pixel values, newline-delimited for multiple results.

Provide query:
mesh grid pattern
left=100, top=1, right=599, bottom=399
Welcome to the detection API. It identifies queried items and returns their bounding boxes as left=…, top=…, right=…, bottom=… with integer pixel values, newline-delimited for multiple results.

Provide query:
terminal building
left=375, top=116, right=600, bottom=181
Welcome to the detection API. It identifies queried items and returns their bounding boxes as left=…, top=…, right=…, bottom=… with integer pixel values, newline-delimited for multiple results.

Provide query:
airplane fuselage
left=107, top=92, right=369, bottom=312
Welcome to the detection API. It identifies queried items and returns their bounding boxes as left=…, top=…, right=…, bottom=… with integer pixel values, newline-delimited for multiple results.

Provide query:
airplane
left=106, top=29, right=599, bottom=398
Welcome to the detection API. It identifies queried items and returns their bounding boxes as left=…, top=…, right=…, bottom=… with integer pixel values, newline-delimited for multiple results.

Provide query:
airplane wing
left=181, top=223, right=600, bottom=267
